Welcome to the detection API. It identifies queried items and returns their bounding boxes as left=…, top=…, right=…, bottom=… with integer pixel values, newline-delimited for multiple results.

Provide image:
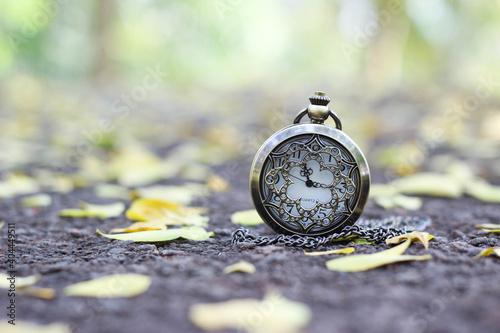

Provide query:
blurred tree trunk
left=92, top=0, right=117, bottom=83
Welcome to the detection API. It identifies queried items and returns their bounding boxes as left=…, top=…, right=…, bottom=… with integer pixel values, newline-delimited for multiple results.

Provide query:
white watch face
left=260, top=134, right=361, bottom=234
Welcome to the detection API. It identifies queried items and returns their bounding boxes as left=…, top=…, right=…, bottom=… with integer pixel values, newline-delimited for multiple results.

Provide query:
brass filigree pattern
left=261, top=134, right=360, bottom=234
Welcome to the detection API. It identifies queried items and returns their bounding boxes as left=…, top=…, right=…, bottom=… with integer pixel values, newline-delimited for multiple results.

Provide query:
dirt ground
left=1, top=158, right=500, bottom=333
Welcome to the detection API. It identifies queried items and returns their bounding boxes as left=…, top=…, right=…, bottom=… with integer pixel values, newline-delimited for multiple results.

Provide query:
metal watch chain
left=231, top=216, right=431, bottom=249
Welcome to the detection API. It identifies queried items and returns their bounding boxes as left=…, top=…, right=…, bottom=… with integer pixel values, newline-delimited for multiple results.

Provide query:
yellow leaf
left=467, top=180, right=500, bottom=203
left=392, top=173, right=462, bottom=198
left=107, top=146, right=179, bottom=187
left=303, top=247, right=355, bottom=256
left=0, top=273, right=39, bottom=288
left=0, top=221, right=4, bottom=229
left=110, top=220, right=168, bottom=233
left=97, top=226, right=214, bottom=242
left=223, top=261, right=256, bottom=274
left=19, top=286, right=56, bottom=299
left=231, top=209, right=264, bottom=226
left=386, top=231, right=434, bottom=249
left=374, top=194, right=422, bottom=211
left=0, top=173, right=40, bottom=199
left=189, top=292, right=311, bottom=333
left=206, top=174, right=231, bottom=193
left=63, top=274, right=151, bottom=298
left=475, top=223, right=500, bottom=233
left=379, top=238, right=412, bottom=255
left=21, top=193, right=52, bottom=207
left=369, top=184, right=398, bottom=198
left=326, top=237, right=432, bottom=272
left=475, top=223, right=500, bottom=230
left=94, top=183, right=131, bottom=200
left=60, top=201, right=125, bottom=218
left=474, top=247, right=500, bottom=259
left=126, top=198, right=206, bottom=222
left=0, top=321, right=70, bottom=333
left=126, top=198, right=181, bottom=221
left=326, top=253, right=431, bottom=272
left=133, top=184, right=205, bottom=205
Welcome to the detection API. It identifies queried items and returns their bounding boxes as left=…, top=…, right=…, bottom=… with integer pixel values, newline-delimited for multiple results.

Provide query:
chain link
left=231, top=216, right=431, bottom=249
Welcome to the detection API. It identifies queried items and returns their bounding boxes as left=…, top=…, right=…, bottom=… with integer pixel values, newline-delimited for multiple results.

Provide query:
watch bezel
left=249, top=123, right=370, bottom=236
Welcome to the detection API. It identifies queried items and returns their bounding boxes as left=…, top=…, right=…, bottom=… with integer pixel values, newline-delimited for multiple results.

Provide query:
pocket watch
left=249, top=92, right=370, bottom=236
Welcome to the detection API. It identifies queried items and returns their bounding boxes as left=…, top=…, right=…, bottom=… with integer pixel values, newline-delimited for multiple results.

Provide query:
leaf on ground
left=97, top=226, right=214, bottom=242
left=189, top=292, right=311, bottom=333
left=473, top=247, right=500, bottom=258
left=126, top=198, right=207, bottom=222
left=19, top=286, right=56, bottom=299
left=0, top=321, right=71, bottom=333
left=21, top=193, right=52, bottom=207
left=108, top=146, right=180, bottom=187
left=63, top=274, right=151, bottom=298
left=231, top=209, right=264, bottom=226
left=60, top=201, right=125, bottom=218
left=369, top=184, right=398, bottom=198
left=353, top=238, right=374, bottom=244
left=386, top=231, right=434, bottom=249
left=0, top=221, right=4, bottom=229
left=206, top=174, right=231, bottom=193
left=133, top=184, right=205, bottom=205
left=110, top=220, right=168, bottom=233
left=373, top=194, right=422, bottom=211
left=466, top=180, right=500, bottom=203
left=94, top=183, right=131, bottom=200
left=326, top=239, right=432, bottom=272
left=303, top=247, right=355, bottom=256
left=0, top=273, right=39, bottom=288
left=223, top=261, right=256, bottom=274
left=476, top=223, right=500, bottom=233
left=0, top=173, right=40, bottom=199
left=392, top=173, right=463, bottom=198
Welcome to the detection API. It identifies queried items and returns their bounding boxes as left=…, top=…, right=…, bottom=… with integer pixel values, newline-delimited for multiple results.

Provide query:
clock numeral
left=274, top=157, right=285, bottom=167
left=317, top=208, right=328, bottom=219
left=291, top=150, right=301, bottom=159
left=286, top=204, right=294, bottom=213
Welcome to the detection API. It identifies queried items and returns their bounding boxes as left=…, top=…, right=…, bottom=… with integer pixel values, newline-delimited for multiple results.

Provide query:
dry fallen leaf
left=110, top=220, right=168, bottom=233
left=392, top=173, right=463, bottom=198
left=97, top=226, right=214, bottom=242
left=326, top=238, right=432, bottom=272
left=231, top=209, right=264, bottom=226
left=373, top=194, right=423, bottom=211
left=19, top=286, right=56, bottom=299
left=0, top=273, right=40, bottom=288
left=21, top=193, right=52, bottom=207
left=476, top=223, right=500, bottom=233
left=94, top=183, right=131, bottom=200
left=107, top=146, right=179, bottom=187
left=0, top=321, right=71, bottom=333
left=473, top=247, right=500, bottom=258
left=206, top=174, right=231, bottom=193
left=63, top=274, right=151, bottom=298
left=0, top=173, right=40, bottom=199
left=223, top=261, right=256, bottom=274
left=60, top=201, right=125, bottom=218
left=466, top=180, right=500, bottom=203
left=303, top=247, right=355, bottom=256
left=133, top=184, right=205, bottom=205
left=386, top=231, right=435, bottom=249
left=126, top=198, right=206, bottom=222
left=189, top=292, right=311, bottom=333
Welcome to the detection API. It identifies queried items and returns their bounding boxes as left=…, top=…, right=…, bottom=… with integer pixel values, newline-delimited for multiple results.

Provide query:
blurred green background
left=1, top=0, right=500, bottom=185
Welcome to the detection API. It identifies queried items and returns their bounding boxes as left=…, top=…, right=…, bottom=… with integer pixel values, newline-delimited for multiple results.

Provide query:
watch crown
left=309, top=91, right=330, bottom=106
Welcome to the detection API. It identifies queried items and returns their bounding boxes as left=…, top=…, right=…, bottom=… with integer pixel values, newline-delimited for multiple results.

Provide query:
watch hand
left=288, top=174, right=305, bottom=183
